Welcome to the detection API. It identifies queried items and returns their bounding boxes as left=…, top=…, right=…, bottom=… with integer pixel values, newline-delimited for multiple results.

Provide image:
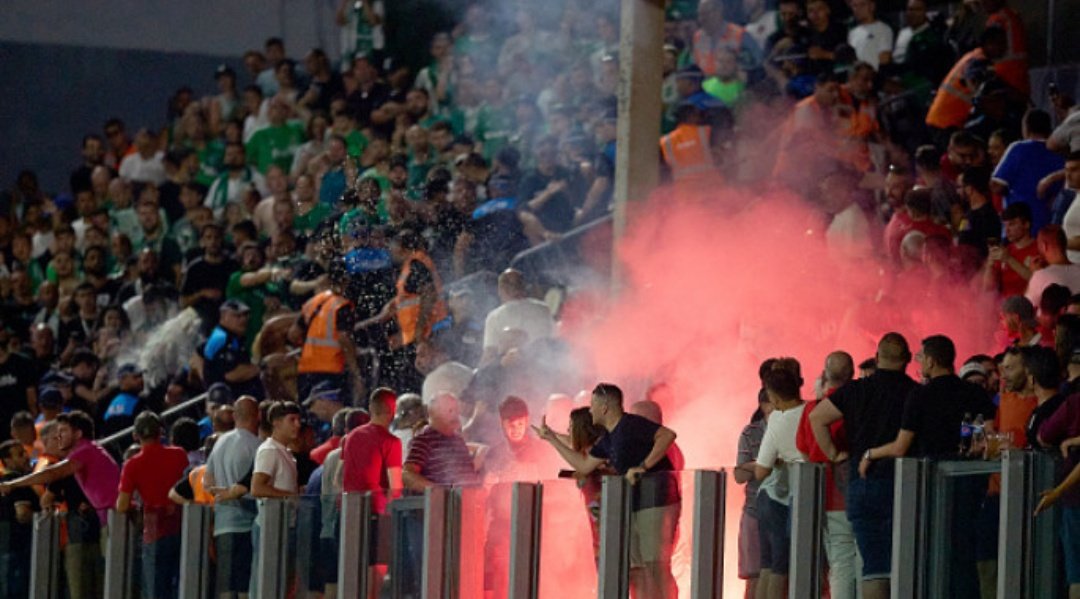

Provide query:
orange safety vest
left=298, top=290, right=354, bottom=374
left=987, top=8, right=1029, bottom=94
left=926, top=48, right=985, bottom=130
left=837, top=87, right=877, bottom=171
left=395, top=252, right=448, bottom=346
left=189, top=464, right=214, bottom=505
left=693, top=24, right=745, bottom=77
left=660, top=124, right=715, bottom=182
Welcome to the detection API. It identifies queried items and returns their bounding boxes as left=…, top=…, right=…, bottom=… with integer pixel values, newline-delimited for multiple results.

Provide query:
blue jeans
left=846, top=472, right=894, bottom=580
left=141, top=533, right=180, bottom=599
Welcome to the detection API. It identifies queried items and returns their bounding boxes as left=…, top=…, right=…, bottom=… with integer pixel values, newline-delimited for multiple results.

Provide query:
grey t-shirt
left=736, top=421, right=765, bottom=516
left=1049, top=110, right=1080, bottom=153
left=205, top=428, right=261, bottom=535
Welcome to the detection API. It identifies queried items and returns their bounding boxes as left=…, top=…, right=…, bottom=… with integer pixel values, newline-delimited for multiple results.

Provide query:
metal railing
left=25, top=455, right=1069, bottom=599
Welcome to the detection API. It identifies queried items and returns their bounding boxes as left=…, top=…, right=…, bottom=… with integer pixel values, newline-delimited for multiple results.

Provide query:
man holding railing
left=536, top=382, right=680, bottom=599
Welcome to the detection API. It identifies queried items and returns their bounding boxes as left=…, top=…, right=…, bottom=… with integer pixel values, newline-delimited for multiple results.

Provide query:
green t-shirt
left=246, top=122, right=306, bottom=174
left=703, top=77, right=746, bottom=109
left=475, top=104, right=515, bottom=162
left=225, top=271, right=274, bottom=350
left=192, top=140, right=225, bottom=186
left=293, top=202, right=332, bottom=238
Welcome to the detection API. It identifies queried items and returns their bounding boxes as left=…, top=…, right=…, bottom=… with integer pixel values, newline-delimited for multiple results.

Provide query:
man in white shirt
left=118, top=128, right=166, bottom=186
left=417, top=337, right=474, bottom=405
left=480, top=269, right=555, bottom=365
left=1026, top=225, right=1080, bottom=306
left=250, top=400, right=301, bottom=596
left=847, top=0, right=894, bottom=70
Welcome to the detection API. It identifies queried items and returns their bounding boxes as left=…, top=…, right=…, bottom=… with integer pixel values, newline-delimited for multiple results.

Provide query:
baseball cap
left=303, top=381, right=345, bottom=407
left=220, top=299, right=251, bottom=314
left=215, top=64, right=236, bottom=79
left=958, top=362, right=988, bottom=381
left=1001, top=296, right=1037, bottom=326
left=117, top=363, right=143, bottom=377
left=41, top=370, right=75, bottom=387
left=38, top=386, right=65, bottom=410
left=207, top=382, right=234, bottom=406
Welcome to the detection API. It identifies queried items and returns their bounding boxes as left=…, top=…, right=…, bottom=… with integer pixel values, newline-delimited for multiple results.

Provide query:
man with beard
left=181, top=224, right=239, bottom=332
left=0, top=440, right=38, bottom=597
left=206, top=142, right=268, bottom=219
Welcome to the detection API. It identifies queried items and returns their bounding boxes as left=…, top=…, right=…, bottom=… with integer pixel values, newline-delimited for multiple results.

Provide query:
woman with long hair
left=566, top=406, right=609, bottom=563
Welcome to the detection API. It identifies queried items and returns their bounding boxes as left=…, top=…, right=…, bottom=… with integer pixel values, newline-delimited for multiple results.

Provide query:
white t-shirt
left=118, top=151, right=166, bottom=186
left=745, top=11, right=778, bottom=50
left=1063, top=198, right=1080, bottom=264
left=254, top=437, right=298, bottom=494
left=826, top=203, right=874, bottom=261
left=756, top=403, right=807, bottom=504
left=422, top=361, right=475, bottom=405
left=1025, top=263, right=1080, bottom=306
left=482, top=298, right=555, bottom=351
left=848, top=21, right=894, bottom=70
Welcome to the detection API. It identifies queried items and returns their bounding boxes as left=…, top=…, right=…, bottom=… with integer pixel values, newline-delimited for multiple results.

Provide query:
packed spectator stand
left=0, top=0, right=1079, bottom=597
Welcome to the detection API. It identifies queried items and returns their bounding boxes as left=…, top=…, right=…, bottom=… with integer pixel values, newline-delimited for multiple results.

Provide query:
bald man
left=480, top=269, right=555, bottom=365
left=809, top=336, right=917, bottom=599
left=204, top=396, right=261, bottom=598
left=797, top=351, right=857, bottom=599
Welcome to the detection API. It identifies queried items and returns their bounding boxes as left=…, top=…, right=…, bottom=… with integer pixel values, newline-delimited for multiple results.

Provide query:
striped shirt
left=404, top=426, right=479, bottom=487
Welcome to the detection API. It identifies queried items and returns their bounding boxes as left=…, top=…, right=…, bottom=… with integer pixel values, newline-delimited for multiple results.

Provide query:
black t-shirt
left=157, top=181, right=186, bottom=224
left=403, top=260, right=433, bottom=295
left=201, top=326, right=261, bottom=398
left=308, top=73, right=346, bottom=115
left=181, top=256, right=240, bottom=322
left=0, top=298, right=39, bottom=341
left=58, top=315, right=97, bottom=351
left=830, top=369, right=919, bottom=478
left=1027, top=394, right=1066, bottom=451
left=466, top=209, right=527, bottom=274
left=590, top=413, right=679, bottom=509
left=0, top=470, right=38, bottom=546
left=958, top=203, right=1003, bottom=258
left=901, top=375, right=997, bottom=458
left=518, top=167, right=581, bottom=234
left=345, top=82, right=391, bottom=129
left=807, top=21, right=848, bottom=75
left=0, top=352, right=35, bottom=441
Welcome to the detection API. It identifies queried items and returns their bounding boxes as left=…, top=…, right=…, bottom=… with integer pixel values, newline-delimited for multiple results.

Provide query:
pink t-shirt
left=68, top=439, right=121, bottom=524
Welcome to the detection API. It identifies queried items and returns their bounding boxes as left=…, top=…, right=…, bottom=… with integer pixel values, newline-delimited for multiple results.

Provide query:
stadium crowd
left=0, top=0, right=1080, bottom=597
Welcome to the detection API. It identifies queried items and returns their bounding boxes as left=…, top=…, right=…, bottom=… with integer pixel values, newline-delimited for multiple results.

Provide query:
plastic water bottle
left=959, top=413, right=973, bottom=455
left=971, top=414, right=986, bottom=457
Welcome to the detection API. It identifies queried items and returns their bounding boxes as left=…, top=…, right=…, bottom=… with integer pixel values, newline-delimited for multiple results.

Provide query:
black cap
left=39, top=386, right=64, bottom=410
left=207, top=382, right=234, bottom=406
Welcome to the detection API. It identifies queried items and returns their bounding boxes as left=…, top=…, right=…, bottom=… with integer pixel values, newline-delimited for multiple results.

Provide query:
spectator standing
left=1034, top=364, right=1080, bottom=596
left=536, top=383, right=680, bottom=599
left=889, top=0, right=950, bottom=87
left=957, top=166, right=1002, bottom=258
left=246, top=98, right=306, bottom=175
left=0, top=440, right=36, bottom=598
left=997, top=346, right=1038, bottom=448
left=402, top=393, right=480, bottom=489
left=993, top=110, right=1065, bottom=235
left=693, top=0, right=763, bottom=76
left=200, top=300, right=262, bottom=398
left=480, top=269, right=554, bottom=365
left=337, top=0, right=385, bottom=68
left=926, top=27, right=1008, bottom=132
left=1021, top=347, right=1065, bottom=451
left=250, top=401, right=302, bottom=597
left=0, top=328, right=37, bottom=440
left=100, top=363, right=148, bottom=438
left=341, top=388, right=402, bottom=599
left=204, top=396, right=261, bottom=598
left=289, top=259, right=362, bottom=401
left=180, top=223, right=239, bottom=327
left=810, top=333, right=918, bottom=599
left=754, top=363, right=807, bottom=599
left=805, top=0, right=847, bottom=75
left=984, top=203, right=1039, bottom=298
left=982, top=0, right=1029, bottom=94
left=847, top=0, right=893, bottom=70
left=733, top=390, right=772, bottom=598
left=796, top=352, right=857, bottom=599
left=116, top=412, right=189, bottom=599
left=1027, top=226, right=1080, bottom=306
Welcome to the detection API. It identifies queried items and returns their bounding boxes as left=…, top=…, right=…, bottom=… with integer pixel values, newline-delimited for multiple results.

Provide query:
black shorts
left=215, top=531, right=253, bottom=593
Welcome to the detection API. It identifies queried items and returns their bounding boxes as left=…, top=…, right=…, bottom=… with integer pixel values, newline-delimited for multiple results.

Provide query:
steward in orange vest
left=660, top=103, right=717, bottom=184
left=289, top=258, right=362, bottom=402
left=926, top=27, right=1009, bottom=131
left=985, top=2, right=1029, bottom=94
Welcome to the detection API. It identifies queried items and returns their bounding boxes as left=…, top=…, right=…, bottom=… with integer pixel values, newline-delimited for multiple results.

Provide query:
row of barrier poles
left=24, top=456, right=1068, bottom=599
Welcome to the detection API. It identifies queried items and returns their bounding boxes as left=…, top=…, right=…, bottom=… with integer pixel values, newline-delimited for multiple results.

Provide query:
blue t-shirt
left=993, top=140, right=1065, bottom=234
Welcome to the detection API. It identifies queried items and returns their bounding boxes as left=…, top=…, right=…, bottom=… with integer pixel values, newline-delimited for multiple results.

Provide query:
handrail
left=99, top=391, right=209, bottom=456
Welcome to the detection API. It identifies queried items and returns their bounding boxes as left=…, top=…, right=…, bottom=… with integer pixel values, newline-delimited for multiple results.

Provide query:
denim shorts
left=845, top=473, right=894, bottom=580
left=1061, top=505, right=1080, bottom=584
left=756, top=492, right=791, bottom=574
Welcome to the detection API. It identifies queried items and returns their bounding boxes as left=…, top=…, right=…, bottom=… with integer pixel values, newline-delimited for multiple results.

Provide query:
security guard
left=289, top=259, right=361, bottom=402
left=926, top=27, right=1009, bottom=132
left=660, top=102, right=717, bottom=184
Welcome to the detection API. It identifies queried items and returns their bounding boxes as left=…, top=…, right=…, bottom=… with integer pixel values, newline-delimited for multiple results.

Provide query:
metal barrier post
left=422, top=486, right=449, bottom=599
left=598, top=475, right=631, bottom=599
left=508, top=482, right=543, bottom=599
left=447, top=486, right=485, bottom=599
left=178, top=504, right=213, bottom=599
left=338, top=492, right=373, bottom=599
left=789, top=463, right=825, bottom=599
left=1030, top=451, right=1061, bottom=597
left=29, top=511, right=61, bottom=599
left=997, top=450, right=1029, bottom=598
left=690, top=470, right=726, bottom=599
left=892, top=458, right=929, bottom=599
left=103, top=509, right=138, bottom=599
left=256, top=499, right=290, bottom=599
